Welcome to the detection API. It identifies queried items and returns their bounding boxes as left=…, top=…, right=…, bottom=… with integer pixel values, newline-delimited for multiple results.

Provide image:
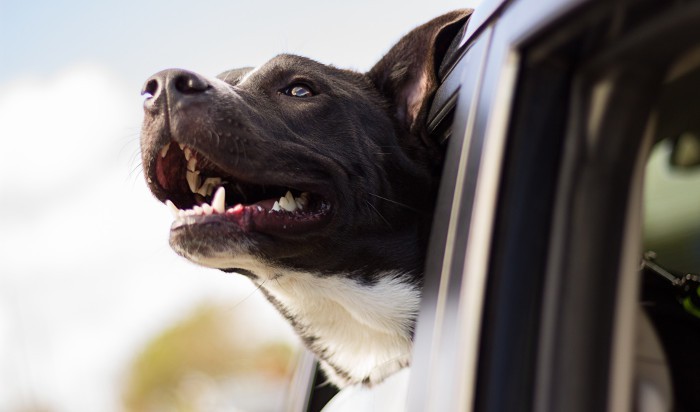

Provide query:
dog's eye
left=283, top=84, right=314, bottom=98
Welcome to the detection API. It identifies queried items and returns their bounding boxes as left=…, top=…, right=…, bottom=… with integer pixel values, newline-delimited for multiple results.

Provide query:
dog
left=140, top=9, right=472, bottom=388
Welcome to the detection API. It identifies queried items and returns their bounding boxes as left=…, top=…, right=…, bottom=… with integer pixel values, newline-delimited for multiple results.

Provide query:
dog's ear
left=368, top=9, right=473, bottom=136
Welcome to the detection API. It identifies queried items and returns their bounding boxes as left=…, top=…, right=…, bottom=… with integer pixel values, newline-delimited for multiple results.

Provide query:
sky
left=0, top=0, right=477, bottom=410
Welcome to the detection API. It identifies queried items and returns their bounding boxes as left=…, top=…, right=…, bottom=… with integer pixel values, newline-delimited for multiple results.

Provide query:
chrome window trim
left=452, top=48, right=520, bottom=411
left=407, top=28, right=492, bottom=412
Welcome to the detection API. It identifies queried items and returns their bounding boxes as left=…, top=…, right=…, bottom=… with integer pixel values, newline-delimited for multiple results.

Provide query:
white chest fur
left=260, top=270, right=420, bottom=386
left=185, top=251, right=420, bottom=386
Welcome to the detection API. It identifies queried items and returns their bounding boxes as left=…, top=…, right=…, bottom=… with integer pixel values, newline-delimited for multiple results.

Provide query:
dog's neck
left=194, top=251, right=421, bottom=386
left=258, top=269, right=420, bottom=386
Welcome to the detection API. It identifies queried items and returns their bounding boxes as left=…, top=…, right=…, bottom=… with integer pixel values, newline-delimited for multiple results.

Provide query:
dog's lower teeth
left=277, top=190, right=310, bottom=212
left=166, top=199, right=179, bottom=218
left=212, top=186, right=226, bottom=213
left=279, top=191, right=297, bottom=212
left=166, top=187, right=314, bottom=222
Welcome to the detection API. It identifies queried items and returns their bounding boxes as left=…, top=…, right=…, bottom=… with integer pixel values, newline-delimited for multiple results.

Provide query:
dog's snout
left=141, top=69, right=210, bottom=112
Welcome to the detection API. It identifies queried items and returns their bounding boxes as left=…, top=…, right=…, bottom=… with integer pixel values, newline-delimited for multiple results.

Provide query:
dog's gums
left=155, top=140, right=332, bottom=235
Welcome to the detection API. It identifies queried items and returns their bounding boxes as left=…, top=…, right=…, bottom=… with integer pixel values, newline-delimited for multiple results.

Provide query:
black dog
left=140, top=9, right=472, bottom=387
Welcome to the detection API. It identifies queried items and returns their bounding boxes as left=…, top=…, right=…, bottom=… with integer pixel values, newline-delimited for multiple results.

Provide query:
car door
left=411, top=0, right=700, bottom=411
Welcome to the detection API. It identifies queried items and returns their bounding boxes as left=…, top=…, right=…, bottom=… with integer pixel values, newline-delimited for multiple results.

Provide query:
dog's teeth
left=187, top=157, right=198, bottom=173
left=202, top=203, right=213, bottom=215
left=184, top=147, right=193, bottom=161
left=272, top=201, right=281, bottom=212
left=197, top=177, right=222, bottom=197
left=279, top=194, right=297, bottom=212
left=159, top=143, right=171, bottom=158
left=295, top=192, right=309, bottom=210
left=186, top=171, right=201, bottom=193
left=165, top=200, right=180, bottom=219
left=285, top=190, right=295, bottom=204
left=194, top=205, right=203, bottom=215
left=212, top=187, right=226, bottom=213
left=179, top=143, right=185, bottom=150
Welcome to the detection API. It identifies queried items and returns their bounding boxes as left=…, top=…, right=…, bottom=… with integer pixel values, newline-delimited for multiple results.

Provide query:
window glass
left=644, top=133, right=700, bottom=273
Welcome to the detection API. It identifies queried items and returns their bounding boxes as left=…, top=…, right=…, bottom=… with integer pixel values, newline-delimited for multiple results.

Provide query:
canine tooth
left=272, top=201, right=281, bottom=212
left=186, top=171, right=201, bottom=193
left=165, top=200, right=180, bottom=219
left=202, top=203, right=213, bottom=215
left=212, top=187, right=226, bottom=213
left=160, top=143, right=171, bottom=158
left=187, top=157, right=198, bottom=172
left=184, top=147, right=193, bottom=161
left=179, top=143, right=185, bottom=150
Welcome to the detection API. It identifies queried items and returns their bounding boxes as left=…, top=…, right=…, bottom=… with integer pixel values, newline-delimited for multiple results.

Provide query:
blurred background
left=0, top=0, right=477, bottom=411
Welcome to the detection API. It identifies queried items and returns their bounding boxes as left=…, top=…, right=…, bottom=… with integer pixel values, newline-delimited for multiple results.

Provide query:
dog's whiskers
left=365, top=200, right=393, bottom=230
left=225, top=278, right=268, bottom=312
left=209, top=128, right=221, bottom=146
left=367, top=193, right=422, bottom=213
left=128, top=162, right=144, bottom=179
left=126, top=162, right=145, bottom=188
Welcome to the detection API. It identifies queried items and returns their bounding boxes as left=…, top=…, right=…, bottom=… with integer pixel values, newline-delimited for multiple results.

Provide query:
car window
left=644, top=135, right=700, bottom=273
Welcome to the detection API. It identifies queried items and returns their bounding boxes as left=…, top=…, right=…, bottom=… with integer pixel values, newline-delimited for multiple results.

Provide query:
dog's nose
left=141, top=69, right=210, bottom=112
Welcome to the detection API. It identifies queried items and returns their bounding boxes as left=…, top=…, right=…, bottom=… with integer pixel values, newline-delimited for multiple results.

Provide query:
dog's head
left=140, top=10, right=470, bottom=281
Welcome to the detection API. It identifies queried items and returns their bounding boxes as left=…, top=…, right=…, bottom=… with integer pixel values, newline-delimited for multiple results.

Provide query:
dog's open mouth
left=153, top=141, right=332, bottom=235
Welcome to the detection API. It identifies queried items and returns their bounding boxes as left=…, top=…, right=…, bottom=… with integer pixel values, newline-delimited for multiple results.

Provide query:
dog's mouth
left=153, top=141, right=332, bottom=235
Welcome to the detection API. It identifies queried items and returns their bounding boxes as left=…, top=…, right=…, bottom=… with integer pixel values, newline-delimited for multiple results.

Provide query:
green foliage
left=122, top=303, right=294, bottom=412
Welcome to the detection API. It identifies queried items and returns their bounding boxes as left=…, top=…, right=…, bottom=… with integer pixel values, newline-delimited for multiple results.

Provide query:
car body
left=290, top=0, right=700, bottom=410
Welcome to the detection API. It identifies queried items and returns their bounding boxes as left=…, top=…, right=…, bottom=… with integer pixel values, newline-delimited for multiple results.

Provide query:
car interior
left=640, top=44, right=700, bottom=411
